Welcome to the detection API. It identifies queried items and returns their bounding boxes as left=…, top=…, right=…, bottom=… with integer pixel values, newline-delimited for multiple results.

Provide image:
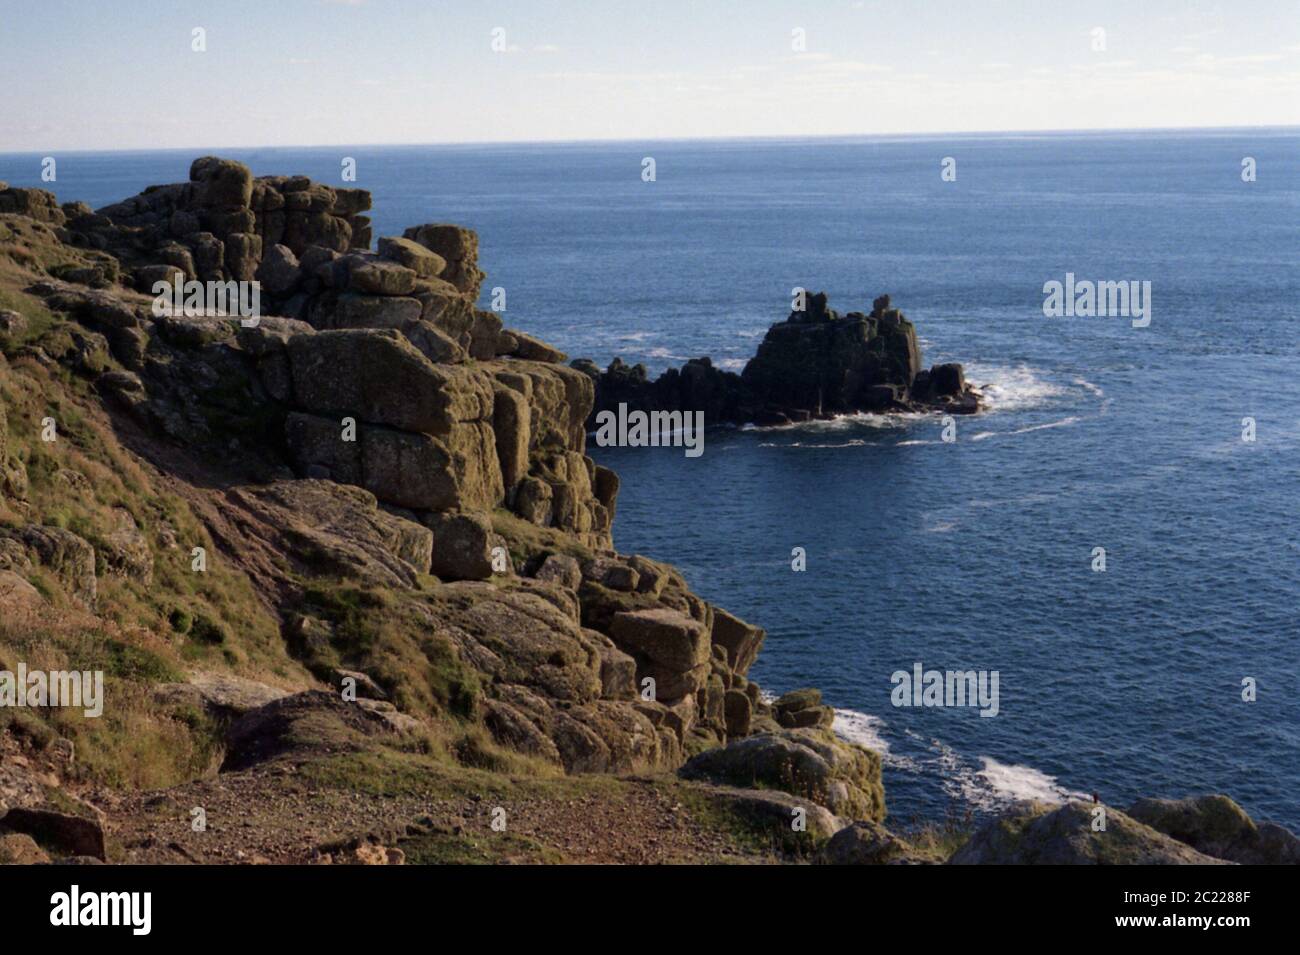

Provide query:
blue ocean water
left=3, top=130, right=1298, bottom=829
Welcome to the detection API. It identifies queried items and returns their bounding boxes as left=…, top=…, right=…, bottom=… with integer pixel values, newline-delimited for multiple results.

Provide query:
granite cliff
left=0, top=159, right=885, bottom=863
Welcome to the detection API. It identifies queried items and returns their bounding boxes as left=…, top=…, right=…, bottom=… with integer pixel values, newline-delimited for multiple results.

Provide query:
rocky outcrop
left=0, top=184, right=67, bottom=226
left=816, top=820, right=937, bottom=865
left=221, top=480, right=435, bottom=589
left=576, top=292, right=981, bottom=428
left=24, top=159, right=616, bottom=549
left=153, top=672, right=291, bottom=720
left=220, top=690, right=414, bottom=772
left=0, top=807, right=107, bottom=861
left=77, top=158, right=371, bottom=276
left=949, top=801, right=1230, bottom=865
left=1126, top=794, right=1300, bottom=865
left=0, top=525, right=98, bottom=611
left=0, top=160, right=900, bottom=852
left=771, top=687, right=835, bottom=730
left=707, top=785, right=845, bottom=841
left=679, top=727, right=885, bottom=822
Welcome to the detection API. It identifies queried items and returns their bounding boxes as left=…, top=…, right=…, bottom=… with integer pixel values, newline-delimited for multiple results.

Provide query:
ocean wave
left=835, top=730, right=1086, bottom=815
left=968, top=415, right=1082, bottom=441
left=1073, top=376, right=1105, bottom=398
left=745, top=410, right=931, bottom=435
left=833, top=708, right=891, bottom=755
left=973, top=756, right=1090, bottom=805
left=821, top=703, right=1090, bottom=813
left=964, top=362, right=1065, bottom=413
left=757, top=438, right=877, bottom=449
left=833, top=709, right=923, bottom=772
left=931, top=738, right=1087, bottom=811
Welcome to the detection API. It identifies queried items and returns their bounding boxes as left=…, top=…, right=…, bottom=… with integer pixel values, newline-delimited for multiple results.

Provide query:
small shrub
left=189, top=613, right=227, bottom=645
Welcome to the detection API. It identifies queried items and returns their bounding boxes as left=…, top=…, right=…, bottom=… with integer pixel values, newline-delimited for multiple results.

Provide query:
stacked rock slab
left=20, top=160, right=614, bottom=553
left=61, top=157, right=371, bottom=287
left=265, top=233, right=616, bottom=548
left=30, top=157, right=615, bottom=550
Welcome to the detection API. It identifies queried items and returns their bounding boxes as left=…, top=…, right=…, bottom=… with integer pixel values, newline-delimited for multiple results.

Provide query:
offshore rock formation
left=576, top=291, right=981, bottom=428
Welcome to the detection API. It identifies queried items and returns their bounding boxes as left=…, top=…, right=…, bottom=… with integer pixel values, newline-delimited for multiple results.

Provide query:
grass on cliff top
left=658, top=780, right=829, bottom=860
left=0, top=215, right=85, bottom=274
left=294, top=745, right=796, bottom=864
left=0, top=287, right=57, bottom=344
left=1, top=342, right=297, bottom=681
left=0, top=610, right=225, bottom=790
left=0, top=307, right=310, bottom=788
left=291, top=580, right=484, bottom=723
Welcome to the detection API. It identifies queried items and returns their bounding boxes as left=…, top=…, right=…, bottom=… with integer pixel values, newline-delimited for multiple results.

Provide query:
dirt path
left=100, top=761, right=778, bottom=865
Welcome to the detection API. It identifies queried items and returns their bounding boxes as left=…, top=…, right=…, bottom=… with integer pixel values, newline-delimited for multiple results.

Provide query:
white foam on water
left=922, top=738, right=1088, bottom=812
left=965, top=363, right=1064, bottom=413
left=974, top=756, right=1090, bottom=805
left=968, top=415, right=1082, bottom=441
left=1073, top=376, right=1105, bottom=398
left=715, top=357, right=746, bottom=371
left=740, top=364, right=1107, bottom=452
left=747, top=410, right=933, bottom=435
left=832, top=708, right=891, bottom=755
left=833, top=709, right=923, bottom=771
left=646, top=346, right=686, bottom=361
left=806, top=412, right=927, bottom=431
left=759, top=438, right=878, bottom=449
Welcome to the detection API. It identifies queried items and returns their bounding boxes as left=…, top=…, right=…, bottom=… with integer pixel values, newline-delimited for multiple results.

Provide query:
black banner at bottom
left=0, top=863, right=1283, bottom=941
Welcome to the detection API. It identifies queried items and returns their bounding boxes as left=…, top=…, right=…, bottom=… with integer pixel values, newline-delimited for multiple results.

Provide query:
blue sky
left=2, top=0, right=1297, bottom=150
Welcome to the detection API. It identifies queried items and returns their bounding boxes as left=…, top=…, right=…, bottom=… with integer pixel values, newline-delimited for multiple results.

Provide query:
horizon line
left=2, top=122, right=1297, bottom=159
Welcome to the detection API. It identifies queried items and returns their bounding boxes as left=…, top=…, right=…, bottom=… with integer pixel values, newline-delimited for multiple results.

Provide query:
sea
left=3, top=128, right=1297, bottom=830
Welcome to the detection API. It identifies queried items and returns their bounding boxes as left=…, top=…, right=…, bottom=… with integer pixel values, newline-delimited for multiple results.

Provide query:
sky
left=1, top=0, right=1297, bottom=151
